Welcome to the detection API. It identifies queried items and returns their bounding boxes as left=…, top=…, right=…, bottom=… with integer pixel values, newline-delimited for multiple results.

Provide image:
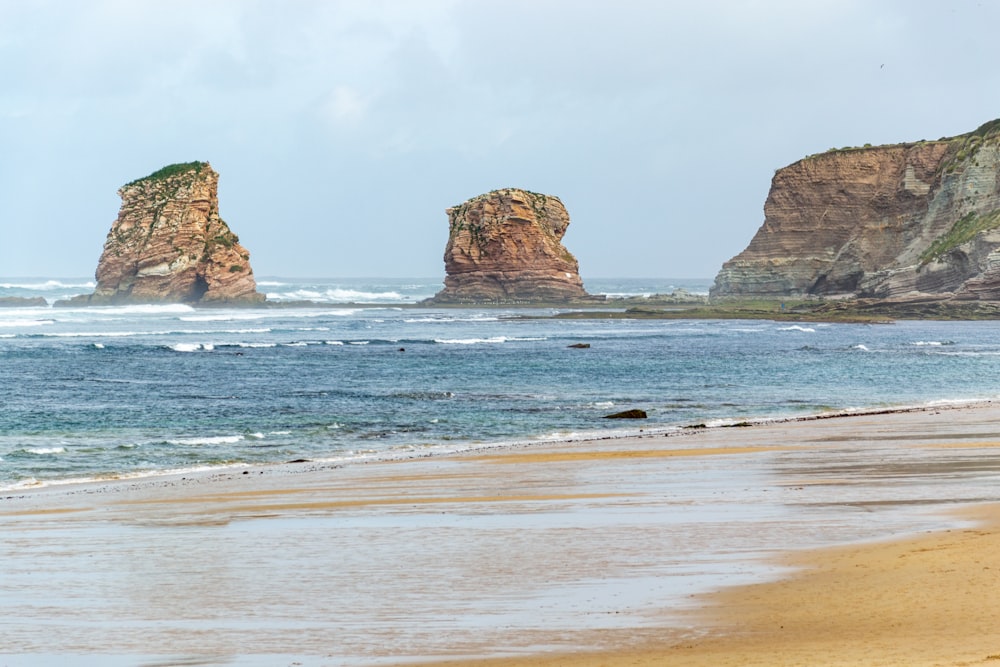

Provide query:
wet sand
left=4, top=404, right=1000, bottom=666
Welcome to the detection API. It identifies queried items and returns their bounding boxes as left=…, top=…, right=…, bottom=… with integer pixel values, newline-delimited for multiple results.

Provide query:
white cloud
left=321, top=85, right=370, bottom=125
left=4, top=0, right=1000, bottom=277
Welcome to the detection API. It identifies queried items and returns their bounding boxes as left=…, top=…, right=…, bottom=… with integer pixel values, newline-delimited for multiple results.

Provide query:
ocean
left=3, top=276, right=1000, bottom=491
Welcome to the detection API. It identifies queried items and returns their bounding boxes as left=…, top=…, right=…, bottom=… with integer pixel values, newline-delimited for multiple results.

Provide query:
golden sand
left=469, top=444, right=792, bottom=464
left=7, top=404, right=1000, bottom=664
left=408, top=504, right=1000, bottom=667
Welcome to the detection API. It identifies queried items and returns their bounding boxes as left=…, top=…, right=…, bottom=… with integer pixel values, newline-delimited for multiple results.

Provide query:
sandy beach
left=4, top=404, right=1000, bottom=666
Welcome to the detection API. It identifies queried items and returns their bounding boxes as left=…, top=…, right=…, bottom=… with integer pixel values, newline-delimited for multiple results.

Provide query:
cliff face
left=79, top=162, right=263, bottom=305
left=430, top=188, right=588, bottom=303
left=712, top=120, right=1000, bottom=300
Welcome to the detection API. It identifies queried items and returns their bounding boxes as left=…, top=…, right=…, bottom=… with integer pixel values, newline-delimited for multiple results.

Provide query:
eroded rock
left=65, top=162, right=264, bottom=306
left=429, top=188, right=588, bottom=303
left=712, top=120, right=1000, bottom=301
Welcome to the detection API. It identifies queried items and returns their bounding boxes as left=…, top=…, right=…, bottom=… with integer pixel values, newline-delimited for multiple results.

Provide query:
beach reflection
left=3, top=407, right=1000, bottom=665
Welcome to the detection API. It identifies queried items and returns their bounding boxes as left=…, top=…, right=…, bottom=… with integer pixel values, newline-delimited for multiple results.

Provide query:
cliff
left=429, top=188, right=589, bottom=303
left=67, top=162, right=264, bottom=305
left=712, top=119, right=1000, bottom=301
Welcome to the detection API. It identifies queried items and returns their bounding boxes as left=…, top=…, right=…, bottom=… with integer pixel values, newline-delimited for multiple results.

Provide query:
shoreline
left=3, top=398, right=991, bottom=495
left=5, top=403, right=1000, bottom=664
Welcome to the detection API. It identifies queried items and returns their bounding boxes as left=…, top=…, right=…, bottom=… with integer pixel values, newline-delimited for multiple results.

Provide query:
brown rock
left=603, top=409, right=648, bottom=419
left=712, top=119, right=1000, bottom=301
left=429, top=188, right=588, bottom=303
left=70, top=162, right=264, bottom=305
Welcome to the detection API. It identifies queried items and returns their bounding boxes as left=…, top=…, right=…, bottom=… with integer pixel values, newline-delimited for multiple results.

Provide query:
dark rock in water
left=604, top=409, right=648, bottom=419
left=567, top=343, right=591, bottom=348
left=0, top=296, right=47, bottom=307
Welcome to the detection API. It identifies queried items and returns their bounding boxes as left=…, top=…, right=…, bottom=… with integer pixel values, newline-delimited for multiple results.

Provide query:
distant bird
left=880, top=63, right=884, bottom=69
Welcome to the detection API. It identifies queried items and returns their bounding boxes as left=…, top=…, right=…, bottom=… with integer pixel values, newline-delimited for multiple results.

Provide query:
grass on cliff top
left=920, top=209, right=1000, bottom=265
left=801, top=117, right=1000, bottom=162
left=125, top=161, right=208, bottom=187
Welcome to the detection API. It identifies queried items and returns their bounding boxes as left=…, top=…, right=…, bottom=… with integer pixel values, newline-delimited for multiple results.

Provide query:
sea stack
left=429, top=188, right=588, bottom=303
left=712, top=119, right=1000, bottom=301
left=66, top=162, right=264, bottom=306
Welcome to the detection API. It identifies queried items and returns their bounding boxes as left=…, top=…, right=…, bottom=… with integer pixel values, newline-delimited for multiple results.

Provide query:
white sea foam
left=99, top=304, right=196, bottom=315
left=266, top=288, right=407, bottom=302
left=179, top=313, right=267, bottom=322
left=0, top=279, right=95, bottom=290
left=180, top=309, right=359, bottom=322
left=778, top=325, right=816, bottom=333
left=404, top=314, right=501, bottom=324
left=325, top=340, right=345, bottom=345
left=25, top=447, right=66, bottom=455
left=44, top=331, right=142, bottom=338
left=913, top=340, right=953, bottom=346
left=0, top=318, right=54, bottom=328
left=537, top=431, right=584, bottom=441
left=169, top=343, right=214, bottom=352
left=852, top=344, right=871, bottom=351
left=92, top=343, right=105, bottom=349
left=167, top=435, right=244, bottom=446
left=434, top=336, right=546, bottom=345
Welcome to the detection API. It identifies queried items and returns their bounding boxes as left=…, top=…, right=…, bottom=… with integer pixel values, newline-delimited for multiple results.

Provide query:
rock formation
left=429, top=188, right=589, bottom=303
left=66, top=162, right=263, bottom=305
left=712, top=119, right=1000, bottom=301
left=0, top=296, right=47, bottom=308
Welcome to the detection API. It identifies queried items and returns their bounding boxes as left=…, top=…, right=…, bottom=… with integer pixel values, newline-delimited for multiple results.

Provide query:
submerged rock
left=63, top=161, right=264, bottom=306
left=0, top=296, right=48, bottom=307
left=428, top=188, right=589, bottom=303
left=603, top=409, right=648, bottom=419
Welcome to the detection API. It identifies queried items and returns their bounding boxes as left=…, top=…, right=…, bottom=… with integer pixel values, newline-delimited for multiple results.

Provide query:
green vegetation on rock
left=125, top=161, right=207, bottom=187
left=920, top=209, right=1000, bottom=265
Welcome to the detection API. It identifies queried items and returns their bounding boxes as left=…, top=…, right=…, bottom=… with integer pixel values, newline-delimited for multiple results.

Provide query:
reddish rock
left=72, top=162, right=263, bottom=305
left=712, top=120, right=1000, bottom=301
left=430, top=188, right=588, bottom=303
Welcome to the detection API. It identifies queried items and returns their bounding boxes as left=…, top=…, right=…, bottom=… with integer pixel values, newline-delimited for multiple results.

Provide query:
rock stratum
left=429, top=188, right=589, bottom=303
left=712, top=119, right=1000, bottom=301
left=66, top=162, right=263, bottom=306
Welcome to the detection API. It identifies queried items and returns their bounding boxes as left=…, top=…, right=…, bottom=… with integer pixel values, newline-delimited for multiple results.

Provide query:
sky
left=2, top=0, right=1000, bottom=281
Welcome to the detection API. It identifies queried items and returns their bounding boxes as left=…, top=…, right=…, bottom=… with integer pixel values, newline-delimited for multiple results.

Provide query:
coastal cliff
left=428, top=188, right=589, bottom=303
left=712, top=120, right=1000, bottom=301
left=65, top=162, right=264, bottom=305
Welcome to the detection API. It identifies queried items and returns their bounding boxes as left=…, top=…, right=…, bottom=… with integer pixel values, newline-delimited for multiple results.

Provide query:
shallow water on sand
left=3, top=408, right=1000, bottom=665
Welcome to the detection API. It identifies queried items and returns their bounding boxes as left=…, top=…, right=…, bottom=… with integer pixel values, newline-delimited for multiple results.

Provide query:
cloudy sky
left=2, top=1, right=999, bottom=281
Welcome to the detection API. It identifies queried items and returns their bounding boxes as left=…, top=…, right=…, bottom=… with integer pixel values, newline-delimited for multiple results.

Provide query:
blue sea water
left=3, top=276, right=1000, bottom=490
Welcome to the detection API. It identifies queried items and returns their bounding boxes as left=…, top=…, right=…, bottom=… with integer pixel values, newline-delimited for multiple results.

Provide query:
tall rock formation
left=712, top=119, right=1000, bottom=301
left=70, top=162, right=264, bottom=305
left=429, top=188, right=588, bottom=303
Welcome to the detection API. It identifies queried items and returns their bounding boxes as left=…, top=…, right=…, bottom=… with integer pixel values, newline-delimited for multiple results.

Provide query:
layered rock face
left=74, top=162, right=263, bottom=305
left=712, top=120, right=1000, bottom=300
left=430, top=188, right=588, bottom=303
